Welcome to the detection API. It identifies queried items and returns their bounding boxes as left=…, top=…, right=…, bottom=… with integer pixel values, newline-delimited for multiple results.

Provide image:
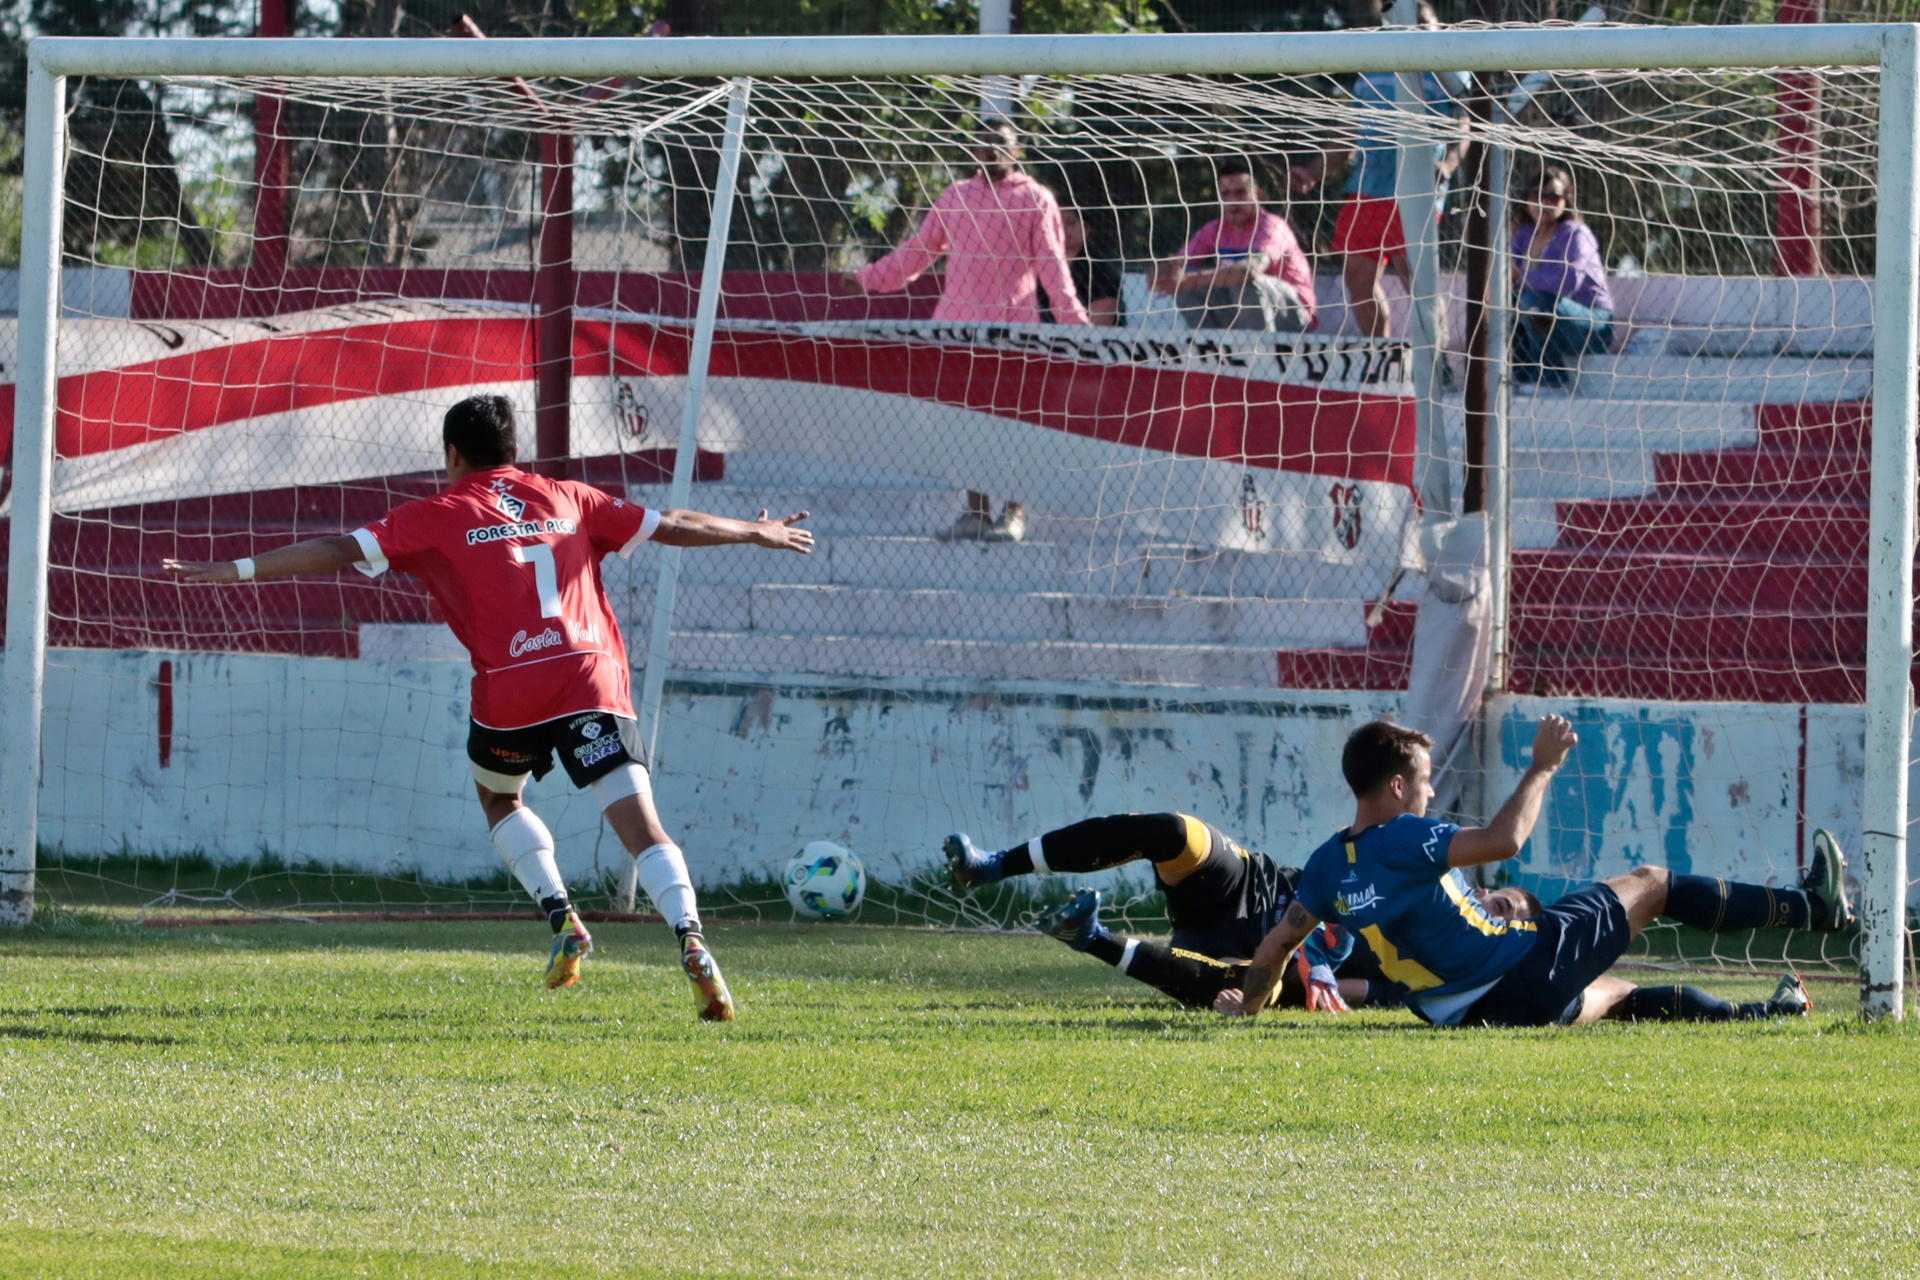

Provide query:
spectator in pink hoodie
left=841, top=121, right=1089, bottom=542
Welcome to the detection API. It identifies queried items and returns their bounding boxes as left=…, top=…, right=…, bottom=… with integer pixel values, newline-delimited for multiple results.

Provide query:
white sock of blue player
left=490, top=808, right=571, bottom=929
left=633, top=842, right=701, bottom=938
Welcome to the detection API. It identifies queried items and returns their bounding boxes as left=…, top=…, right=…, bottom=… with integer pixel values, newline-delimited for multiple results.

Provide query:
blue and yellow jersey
left=1295, top=814, right=1535, bottom=1021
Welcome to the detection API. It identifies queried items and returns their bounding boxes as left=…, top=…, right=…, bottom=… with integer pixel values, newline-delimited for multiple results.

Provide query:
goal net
left=4, top=27, right=1911, bottom=995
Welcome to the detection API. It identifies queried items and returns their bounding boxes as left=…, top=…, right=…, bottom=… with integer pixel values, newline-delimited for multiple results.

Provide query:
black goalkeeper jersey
left=1161, top=818, right=1303, bottom=960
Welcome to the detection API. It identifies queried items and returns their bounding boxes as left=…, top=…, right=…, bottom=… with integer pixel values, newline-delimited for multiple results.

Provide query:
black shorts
left=1462, top=882, right=1633, bottom=1027
left=1163, top=818, right=1294, bottom=960
left=467, top=712, right=649, bottom=790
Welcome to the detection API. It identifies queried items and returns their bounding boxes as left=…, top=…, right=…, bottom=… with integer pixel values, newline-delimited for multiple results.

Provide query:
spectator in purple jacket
left=1511, top=164, right=1615, bottom=391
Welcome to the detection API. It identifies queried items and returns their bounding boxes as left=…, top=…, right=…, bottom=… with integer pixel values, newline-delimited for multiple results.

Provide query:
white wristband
left=233, top=558, right=256, bottom=582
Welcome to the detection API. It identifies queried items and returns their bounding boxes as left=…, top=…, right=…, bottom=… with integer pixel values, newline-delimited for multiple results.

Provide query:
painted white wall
left=38, top=648, right=1913, bottom=910
left=37, top=649, right=1398, bottom=889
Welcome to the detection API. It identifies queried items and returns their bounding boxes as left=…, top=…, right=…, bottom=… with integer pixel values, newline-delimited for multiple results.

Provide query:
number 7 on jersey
left=512, top=542, right=563, bottom=618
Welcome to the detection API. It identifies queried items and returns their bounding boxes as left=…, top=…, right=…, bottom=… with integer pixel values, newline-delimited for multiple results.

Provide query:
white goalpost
left=2, top=25, right=1913, bottom=1018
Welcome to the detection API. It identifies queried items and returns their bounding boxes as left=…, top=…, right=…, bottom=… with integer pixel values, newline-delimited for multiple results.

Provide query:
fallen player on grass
left=941, top=812, right=1389, bottom=1013
left=1222, top=717, right=1849, bottom=1027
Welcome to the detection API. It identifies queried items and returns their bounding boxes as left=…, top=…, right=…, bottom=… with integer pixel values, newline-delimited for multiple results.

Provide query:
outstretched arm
left=653, top=508, right=814, bottom=554
left=1219, top=900, right=1321, bottom=1017
left=1445, top=715, right=1576, bottom=868
left=164, top=535, right=364, bottom=584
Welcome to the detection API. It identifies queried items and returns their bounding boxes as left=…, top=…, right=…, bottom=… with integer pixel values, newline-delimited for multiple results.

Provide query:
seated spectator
left=1511, top=164, right=1615, bottom=391
left=1149, top=158, right=1316, bottom=333
left=1042, top=206, right=1123, bottom=327
left=841, top=120, right=1087, bottom=542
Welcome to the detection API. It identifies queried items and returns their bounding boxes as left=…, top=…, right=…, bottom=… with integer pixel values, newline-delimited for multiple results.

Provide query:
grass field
left=2, top=914, right=1917, bottom=1279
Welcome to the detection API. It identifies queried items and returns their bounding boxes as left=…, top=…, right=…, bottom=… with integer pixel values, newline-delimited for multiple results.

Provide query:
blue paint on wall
left=1500, top=703, right=1697, bottom=887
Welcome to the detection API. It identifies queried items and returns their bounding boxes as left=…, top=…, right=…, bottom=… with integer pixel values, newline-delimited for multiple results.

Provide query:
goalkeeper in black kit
left=944, top=813, right=1390, bottom=1012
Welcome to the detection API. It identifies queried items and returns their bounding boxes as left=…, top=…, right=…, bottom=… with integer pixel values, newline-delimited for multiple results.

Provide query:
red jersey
left=351, top=467, right=658, bottom=730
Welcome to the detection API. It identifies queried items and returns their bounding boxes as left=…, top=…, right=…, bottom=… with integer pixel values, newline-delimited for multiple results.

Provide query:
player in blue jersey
left=1221, top=718, right=1850, bottom=1027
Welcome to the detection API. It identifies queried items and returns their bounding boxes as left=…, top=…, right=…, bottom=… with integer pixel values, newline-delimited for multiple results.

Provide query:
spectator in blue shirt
left=1220, top=717, right=1853, bottom=1027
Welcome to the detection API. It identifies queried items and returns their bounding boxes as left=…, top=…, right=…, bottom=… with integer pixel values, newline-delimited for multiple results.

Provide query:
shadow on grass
left=0, top=1022, right=180, bottom=1046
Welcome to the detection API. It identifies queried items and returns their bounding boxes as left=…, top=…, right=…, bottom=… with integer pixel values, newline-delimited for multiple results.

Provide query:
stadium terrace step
left=100, top=475, right=451, bottom=525
left=1273, top=600, right=1413, bottom=693
left=1754, top=397, right=1871, bottom=450
left=1652, top=446, right=1871, bottom=501
left=1275, top=646, right=1412, bottom=692
left=1508, top=550, right=1871, bottom=613
left=359, top=623, right=1287, bottom=687
left=738, top=584, right=1363, bottom=648
left=668, top=631, right=1286, bottom=687
left=47, top=614, right=360, bottom=658
left=47, top=521, right=393, bottom=568
left=625, top=482, right=965, bottom=539
left=1511, top=604, right=1867, bottom=665
left=1554, top=497, right=1869, bottom=559
left=1537, top=353, right=1871, bottom=405
left=45, top=565, right=436, bottom=619
left=1504, top=652, right=1885, bottom=704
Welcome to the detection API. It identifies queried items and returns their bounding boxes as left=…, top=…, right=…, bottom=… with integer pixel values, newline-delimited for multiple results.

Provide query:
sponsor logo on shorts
left=580, top=721, right=603, bottom=741
left=509, top=627, right=564, bottom=657
left=574, top=736, right=623, bottom=768
left=467, top=517, right=578, bottom=546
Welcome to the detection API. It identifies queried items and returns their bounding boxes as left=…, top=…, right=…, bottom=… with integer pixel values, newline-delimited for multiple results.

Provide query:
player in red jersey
left=165, top=395, right=812, bottom=1019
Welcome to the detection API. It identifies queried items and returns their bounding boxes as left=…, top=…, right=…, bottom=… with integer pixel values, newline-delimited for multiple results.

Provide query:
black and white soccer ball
left=784, top=841, right=866, bottom=921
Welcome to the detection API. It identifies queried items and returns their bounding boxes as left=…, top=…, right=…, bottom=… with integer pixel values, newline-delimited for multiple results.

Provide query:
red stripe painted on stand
left=2, top=316, right=1415, bottom=488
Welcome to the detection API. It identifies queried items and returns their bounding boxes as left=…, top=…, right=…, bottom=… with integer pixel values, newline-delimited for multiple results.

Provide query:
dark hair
left=1522, top=163, right=1581, bottom=225
left=443, top=395, right=517, bottom=468
left=1341, top=720, right=1435, bottom=797
left=1216, top=156, right=1257, bottom=185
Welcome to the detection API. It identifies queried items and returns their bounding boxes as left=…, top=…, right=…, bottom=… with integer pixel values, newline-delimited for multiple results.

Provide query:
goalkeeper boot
left=1035, top=889, right=1105, bottom=952
left=545, top=910, right=593, bottom=989
left=681, top=933, right=735, bottom=1022
left=1805, top=829, right=1855, bottom=932
left=943, top=832, right=1003, bottom=893
left=1766, top=972, right=1814, bottom=1018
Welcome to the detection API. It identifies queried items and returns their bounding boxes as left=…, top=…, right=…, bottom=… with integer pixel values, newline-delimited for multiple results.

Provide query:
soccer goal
left=1, top=22, right=1914, bottom=1016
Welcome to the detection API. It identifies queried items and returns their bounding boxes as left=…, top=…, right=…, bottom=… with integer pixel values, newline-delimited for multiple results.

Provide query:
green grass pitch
left=2, top=916, right=1917, bottom=1278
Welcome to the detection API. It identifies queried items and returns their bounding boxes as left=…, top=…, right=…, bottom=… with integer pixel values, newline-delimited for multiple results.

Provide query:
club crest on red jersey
left=490, top=477, right=526, bottom=521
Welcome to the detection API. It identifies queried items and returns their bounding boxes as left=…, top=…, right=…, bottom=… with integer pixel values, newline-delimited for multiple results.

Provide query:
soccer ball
left=784, top=841, right=866, bottom=920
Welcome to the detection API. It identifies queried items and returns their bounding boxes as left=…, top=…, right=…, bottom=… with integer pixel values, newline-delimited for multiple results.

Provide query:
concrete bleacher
left=1, top=271, right=1889, bottom=702
left=342, top=340, right=1878, bottom=698
left=1284, top=345, right=1886, bottom=703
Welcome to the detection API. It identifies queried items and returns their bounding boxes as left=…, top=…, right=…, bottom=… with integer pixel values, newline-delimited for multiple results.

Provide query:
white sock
left=491, top=808, right=566, bottom=904
left=1027, top=837, right=1050, bottom=874
left=1119, top=938, right=1140, bottom=973
left=634, top=842, right=700, bottom=934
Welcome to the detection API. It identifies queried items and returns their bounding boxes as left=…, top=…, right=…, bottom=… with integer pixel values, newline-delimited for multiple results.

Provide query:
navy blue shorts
left=1463, top=882, right=1633, bottom=1027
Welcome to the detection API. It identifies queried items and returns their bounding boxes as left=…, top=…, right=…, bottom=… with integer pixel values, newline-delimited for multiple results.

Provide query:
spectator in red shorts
left=1311, top=1, right=1470, bottom=343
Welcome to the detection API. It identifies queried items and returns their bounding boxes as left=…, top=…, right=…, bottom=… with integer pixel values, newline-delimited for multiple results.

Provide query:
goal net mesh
left=8, top=30, right=1904, bottom=985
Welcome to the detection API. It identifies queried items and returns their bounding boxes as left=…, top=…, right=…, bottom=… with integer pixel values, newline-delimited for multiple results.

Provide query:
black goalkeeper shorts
left=467, top=711, right=648, bottom=790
